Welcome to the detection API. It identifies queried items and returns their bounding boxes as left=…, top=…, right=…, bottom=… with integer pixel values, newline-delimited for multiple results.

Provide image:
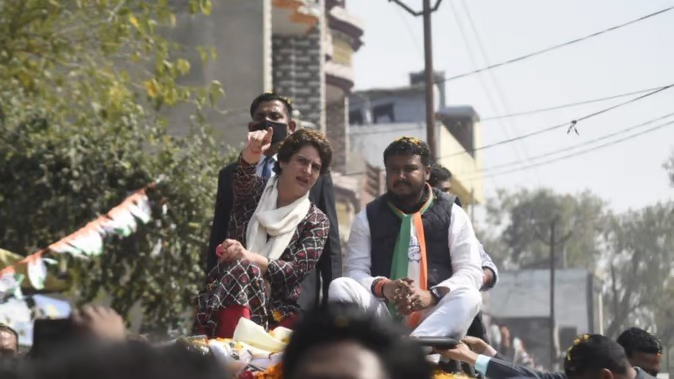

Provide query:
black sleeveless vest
left=365, top=189, right=455, bottom=288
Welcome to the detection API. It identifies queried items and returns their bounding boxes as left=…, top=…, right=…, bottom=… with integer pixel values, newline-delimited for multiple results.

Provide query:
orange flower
left=272, top=309, right=284, bottom=323
left=253, top=363, right=283, bottom=379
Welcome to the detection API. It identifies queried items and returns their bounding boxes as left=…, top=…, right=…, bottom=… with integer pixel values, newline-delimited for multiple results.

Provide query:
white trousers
left=328, top=277, right=481, bottom=338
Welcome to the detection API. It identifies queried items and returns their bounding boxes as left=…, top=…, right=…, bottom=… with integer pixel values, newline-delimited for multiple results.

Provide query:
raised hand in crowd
left=72, top=306, right=127, bottom=342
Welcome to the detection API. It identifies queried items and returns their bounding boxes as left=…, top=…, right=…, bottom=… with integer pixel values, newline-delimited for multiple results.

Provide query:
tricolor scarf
left=386, top=184, right=434, bottom=328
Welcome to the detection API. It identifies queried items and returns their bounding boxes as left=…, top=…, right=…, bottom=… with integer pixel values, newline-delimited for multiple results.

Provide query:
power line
left=346, top=83, right=674, bottom=136
left=481, top=84, right=673, bottom=121
left=443, top=83, right=674, bottom=158
left=333, top=5, right=674, bottom=120
left=469, top=118, right=674, bottom=180
left=448, top=0, right=532, bottom=170
left=456, top=0, right=541, bottom=182
left=435, top=5, right=674, bottom=85
left=343, top=113, right=674, bottom=178
left=396, top=6, right=423, bottom=56
left=463, top=112, right=674, bottom=175
left=211, top=7, right=674, bottom=126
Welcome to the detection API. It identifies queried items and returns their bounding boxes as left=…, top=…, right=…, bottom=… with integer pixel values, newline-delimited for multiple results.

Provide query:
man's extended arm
left=442, top=344, right=566, bottom=379
left=481, top=356, right=566, bottom=379
left=315, top=173, right=342, bottom=304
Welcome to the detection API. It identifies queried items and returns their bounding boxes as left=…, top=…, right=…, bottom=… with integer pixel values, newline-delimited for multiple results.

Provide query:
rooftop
left=437, top=105, right=481, bottom=120
left=351, top=83, right=426, bottom=99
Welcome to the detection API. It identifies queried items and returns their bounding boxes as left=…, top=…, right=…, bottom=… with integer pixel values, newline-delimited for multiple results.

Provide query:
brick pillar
left=272, top=35, right=297, bottom=101
left=271, top=24, right=324, bottom=130
left=326, top=96, right=348, bottom=173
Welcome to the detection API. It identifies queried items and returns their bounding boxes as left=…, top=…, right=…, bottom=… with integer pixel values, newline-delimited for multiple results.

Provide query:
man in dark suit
left=206, top=92, right=342, bottom=309
left=439, top=334, right=657, bottom=379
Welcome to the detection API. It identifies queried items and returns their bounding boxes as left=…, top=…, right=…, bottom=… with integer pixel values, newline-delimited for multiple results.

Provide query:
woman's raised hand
left=243, top=127, right=274, bottom=163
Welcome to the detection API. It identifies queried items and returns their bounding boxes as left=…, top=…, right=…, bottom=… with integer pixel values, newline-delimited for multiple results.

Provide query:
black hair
left=428, top=164, right=452, bottom=187
left=30, top=341, right=231, bottom=379
left=283, top=303, right=432, bottom=379
left=617, top=328, right=662, bottom=357
left=383, top=136, right=432, bottom=167
left=249, top=92, right=293, bottom=120
left=0, top=324, right=19, bottom=351
left=564, top=334, right=630, bottom=379
left=273, top=128, right=332, bottom=175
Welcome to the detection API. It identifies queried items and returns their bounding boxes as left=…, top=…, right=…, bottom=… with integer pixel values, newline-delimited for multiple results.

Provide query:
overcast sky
left=347, top=0, right=674, bottom=212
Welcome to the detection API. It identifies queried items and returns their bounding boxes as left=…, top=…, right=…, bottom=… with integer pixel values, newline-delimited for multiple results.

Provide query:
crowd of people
left=0, top=91, right=666, bottom=378
left=0, top=303, right=664, bottom=379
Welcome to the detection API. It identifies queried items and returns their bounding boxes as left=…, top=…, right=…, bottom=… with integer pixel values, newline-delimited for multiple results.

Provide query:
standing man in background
left=428, top=163, right=498, bottom=344
left=206, top=92, right=342, bottom=309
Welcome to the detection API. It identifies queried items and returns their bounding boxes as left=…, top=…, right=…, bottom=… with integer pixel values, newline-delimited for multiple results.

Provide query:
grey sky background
left=347, top=0, right=674, bottom=212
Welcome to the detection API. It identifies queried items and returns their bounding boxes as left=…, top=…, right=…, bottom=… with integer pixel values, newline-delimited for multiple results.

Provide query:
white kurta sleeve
left=344, top=210, right=385, bottom=290
left=433, top=205, right=483, bottom=292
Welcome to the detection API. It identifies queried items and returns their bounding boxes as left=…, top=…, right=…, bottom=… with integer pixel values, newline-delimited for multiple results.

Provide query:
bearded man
left=329, top=137, right=482, bottom=338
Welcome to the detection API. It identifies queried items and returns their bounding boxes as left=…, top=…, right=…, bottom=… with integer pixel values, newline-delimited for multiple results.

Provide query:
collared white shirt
left=256, top=154, right=277, bottom=178
left=345, top=203, right=483, bottom=293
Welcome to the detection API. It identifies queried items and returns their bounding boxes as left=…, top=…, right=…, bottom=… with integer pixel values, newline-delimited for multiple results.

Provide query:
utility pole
left=389, top=0, right=443, bottom=162
left=536, top=217, right=572, bottom=371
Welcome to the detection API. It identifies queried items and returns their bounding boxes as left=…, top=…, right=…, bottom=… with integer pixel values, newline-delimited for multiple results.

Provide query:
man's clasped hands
left=382, top=278, right=437, bottom=315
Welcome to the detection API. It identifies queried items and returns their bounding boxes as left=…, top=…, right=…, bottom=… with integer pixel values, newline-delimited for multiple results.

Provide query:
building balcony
left=327, top=5, right=363, bottom=50
left=331, top=34, right=353, bottom=66
left=325, top=60, right=354, bottom=100
left=272, top=0, right=321, bottom=35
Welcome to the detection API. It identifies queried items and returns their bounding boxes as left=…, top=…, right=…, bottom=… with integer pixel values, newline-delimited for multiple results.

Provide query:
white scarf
left=245, top=177, right=311, bottom=260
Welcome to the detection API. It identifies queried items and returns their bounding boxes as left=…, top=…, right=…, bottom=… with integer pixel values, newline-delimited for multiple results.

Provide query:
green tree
left=482, top=188, right=609, bottom=270
left=601, top=202, right=674, bottom=339
left=0, top=0, right=232, bottom=333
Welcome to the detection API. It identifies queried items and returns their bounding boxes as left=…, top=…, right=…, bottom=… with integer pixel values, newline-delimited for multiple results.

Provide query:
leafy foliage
left=481, top=188, right=609, bottom=270
left=601, top=202, right=674, bottom=340
left=0, top=0, right=235, bottom=333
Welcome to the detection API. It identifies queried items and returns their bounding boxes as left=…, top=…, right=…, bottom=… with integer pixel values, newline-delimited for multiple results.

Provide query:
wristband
left=371, top=278, right=389, bottom=298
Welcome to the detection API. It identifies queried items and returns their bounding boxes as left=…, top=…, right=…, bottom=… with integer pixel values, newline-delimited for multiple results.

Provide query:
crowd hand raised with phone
left=71, top=306, right=127, bottom=342
left=382, top=278, right=435, bottom=315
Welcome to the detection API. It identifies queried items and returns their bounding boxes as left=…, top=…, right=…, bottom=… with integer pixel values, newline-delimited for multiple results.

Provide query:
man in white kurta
left=328, top=137, right=483, bottom=339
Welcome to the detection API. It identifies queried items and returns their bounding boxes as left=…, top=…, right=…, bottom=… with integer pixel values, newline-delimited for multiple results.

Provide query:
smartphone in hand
left=250, top=120, right=289, bottom=146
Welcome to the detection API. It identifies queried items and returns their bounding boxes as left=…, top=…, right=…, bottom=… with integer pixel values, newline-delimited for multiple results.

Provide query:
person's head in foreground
left=283, top=303, right=432, bottom=379
left=272, top=128, right=332, bottom=200
left=248, top=92, right=297, bottom=156
left=383, top=137, right=432, bottom=208
left=564, top=334, right=637, bottom=379
left=0, top=356, right=24, bottom=379
left=0, top=324, right=19, bottom=358
left=30, top=340, right=230, bottom=379
left=428, top=164, right=452, bottom=193
left=617, top=327, right=662, bottom=376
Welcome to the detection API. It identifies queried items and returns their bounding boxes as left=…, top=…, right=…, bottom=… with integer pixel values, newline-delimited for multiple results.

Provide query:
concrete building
left=347, top=73, right=484, bottom=209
